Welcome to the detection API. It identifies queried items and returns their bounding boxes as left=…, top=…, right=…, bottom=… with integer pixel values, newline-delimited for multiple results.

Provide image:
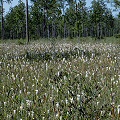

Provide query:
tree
left=0, top=0, right=11, bottom=40
left=1, top=0, right=119, bottom=40
left=5, top=1, right=26, bottom=39
left=57, top=0, right=68, bottom=39
left=114, top=0, right=120, bottom=7
left=90, top=0, right=107, bottom=39
left=26, top=0, right=29, bottom=43
left=30, top=0, right=61, bottom=38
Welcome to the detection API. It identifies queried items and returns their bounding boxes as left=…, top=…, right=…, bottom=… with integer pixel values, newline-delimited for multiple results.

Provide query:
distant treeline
left=0, top=0, right=120, bottom=40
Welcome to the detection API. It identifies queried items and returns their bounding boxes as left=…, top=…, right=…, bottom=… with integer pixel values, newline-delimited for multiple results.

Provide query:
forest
left=0, top=0, right=120, bottom=41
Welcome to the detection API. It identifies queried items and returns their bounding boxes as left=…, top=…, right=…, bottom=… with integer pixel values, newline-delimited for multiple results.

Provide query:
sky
left=3, top=0, right=119, bottom=16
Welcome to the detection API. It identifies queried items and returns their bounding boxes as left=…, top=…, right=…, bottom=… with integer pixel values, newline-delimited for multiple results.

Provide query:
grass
left=0, top=37, right=120, bottom=120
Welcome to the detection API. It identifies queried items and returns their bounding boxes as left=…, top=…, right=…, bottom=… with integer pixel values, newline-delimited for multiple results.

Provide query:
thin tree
left=26, top=0, right=29, bottom=43
left=1, top=0, right=4, bottom=40
left=0, top=0, right=11, bottom=40
left=0, top=0, right=12, bottom=40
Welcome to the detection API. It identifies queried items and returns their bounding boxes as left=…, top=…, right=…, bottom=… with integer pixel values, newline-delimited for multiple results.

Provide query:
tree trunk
left=26, top=0, right=29, bottom=43
left=64, top=18, right=66, bottom=39
left=1, top=0, right=4, bottom=40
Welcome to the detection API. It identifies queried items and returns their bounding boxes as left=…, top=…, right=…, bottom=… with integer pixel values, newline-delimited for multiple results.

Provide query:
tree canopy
left=0, top=0, right=120, bottom=40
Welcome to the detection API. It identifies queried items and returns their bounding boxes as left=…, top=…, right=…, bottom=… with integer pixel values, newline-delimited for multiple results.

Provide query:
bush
left=17, top=39, right=26, bottom=45
left=114, top=34, right=120, bottom=38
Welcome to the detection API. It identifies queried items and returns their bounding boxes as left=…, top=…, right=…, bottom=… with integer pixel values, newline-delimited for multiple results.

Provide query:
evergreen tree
left=5, top=2, right=26, bottom=39
left=0, top=0, right=12, bottom=40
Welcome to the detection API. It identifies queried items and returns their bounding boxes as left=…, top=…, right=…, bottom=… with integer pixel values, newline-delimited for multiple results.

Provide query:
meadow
left=0, top=38, right=120, bottom=120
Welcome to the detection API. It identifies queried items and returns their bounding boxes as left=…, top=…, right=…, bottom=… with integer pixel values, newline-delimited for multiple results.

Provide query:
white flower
left=63, top=76, right=67, bottom=80
left=77, top=94, right=80, bottom=101
left=13, top=110, right=16, bottom=115
left=4, top=102, right=7, bottom=106
left=63, top=58, right=65, bottom=62
left=19, top=90, right=22, bottom=94
left=85, top=71, right=88, bottom=78
left=35, top=90, right=38, bottom=95
left=3, top=86, right=4, bottom=90
left=31, top=111, right=34, bottom=118
left=47, top=110, right=50, bottom=114
left=20, top=105, right=23, bottom=111
left=12, top=73, right=15, bottom=80
left=56, top=102, right=59, bottom=108
left=26, top=100, right=32, bottom=107
left=65, top=99, right=68, bottom=104
left=56, top=112, right=59, bottom=118
left=27, top=92, right=31, bottom=95
left=60, top=116, right=62, bottom=120
left=117, top=105, right=120, bottom=115
left=70, top=97, right=74, bottom=103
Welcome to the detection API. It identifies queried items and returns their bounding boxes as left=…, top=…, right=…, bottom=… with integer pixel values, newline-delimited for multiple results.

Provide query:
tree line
left=0, top=0, right=120, bottom=41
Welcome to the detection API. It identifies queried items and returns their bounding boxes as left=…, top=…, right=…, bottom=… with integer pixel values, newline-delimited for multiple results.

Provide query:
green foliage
left=17, top=39, right=26, bottom=45
left=114, top=33, right=120, bottom=38
left=4, top=1, right=26, bottom=39
left=0, top=0, right=120, bottom=40
left=25, top=47, right=101, bottom=62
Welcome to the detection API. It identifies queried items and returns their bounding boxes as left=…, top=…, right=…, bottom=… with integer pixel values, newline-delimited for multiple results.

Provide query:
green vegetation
left=0, top=0, right=120, bottom=41
left=0, top=39, right=120, bottom=119
left=114, top=34, right=120, bottom=38
left=0, top=0, right=120, bottom=119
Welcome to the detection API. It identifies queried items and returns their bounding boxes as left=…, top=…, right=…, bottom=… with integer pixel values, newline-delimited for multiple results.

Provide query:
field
left=0, top=38, right=120, bottom=120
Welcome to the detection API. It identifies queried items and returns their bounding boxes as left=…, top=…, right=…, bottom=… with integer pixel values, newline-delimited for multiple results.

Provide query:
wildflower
left=65, top=99, right=68, bottom=105
left=7, top=114, right=11, bottom=119
left=47, top=110, right=50, bottom=114
left=97, top=102, right=99, bottom=105
left=111, top=102, right=115, bottom=118
left=45, top=63, right=48, bottom=71
left=77, top=94, right=80, bottom=101
left=63, top=58, right=65, bottom=62
left=12, top=73, right=15, bottom=80
left=70, top=97, right=74, bottom=103
left=35, top=90, right=38, bottom=95
left=63, top=76, right=67, bottom=80
left=31, top=111, right=34, bottom=118
left=4, top=102, right=7, bottom=106
left=56, top=102, right=59, bottom=108
left=27, top=92, right=31, bottom=95
left=85, top=71, right=88, bottom=78
left=13, top=110, right=16, bottom=115
left=101, top=110, right=105, bottom=116
left=55, top=112, right=59, bottom=118
left=60, top=116, right=62, bottom=120
left=26, top=100, right=32, bottom=108
left=19, top=90, right=22, bottom=94
left=3, top=86, right=4, bottom=90
left=117, top=105, right=120, bottom=117
left=20, top=105, right=23, bottom=111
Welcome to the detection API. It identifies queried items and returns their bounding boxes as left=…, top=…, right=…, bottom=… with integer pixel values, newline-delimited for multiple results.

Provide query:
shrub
left=114, top=33, right=120, bottom=38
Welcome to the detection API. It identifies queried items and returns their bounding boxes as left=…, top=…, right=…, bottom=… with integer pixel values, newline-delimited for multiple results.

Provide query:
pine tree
left=0, top=0, right=11, bottom=40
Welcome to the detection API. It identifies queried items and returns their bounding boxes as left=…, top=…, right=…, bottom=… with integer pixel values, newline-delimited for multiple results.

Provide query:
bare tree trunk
left=64, top=18, right=66, bottom=39
left=1, top=0, right=4, bottom=40
left=47, top=25, right=50, bottom=39
left=26, top=0, right=29, bottom=43
left=43, top=10, right=47, bottom=38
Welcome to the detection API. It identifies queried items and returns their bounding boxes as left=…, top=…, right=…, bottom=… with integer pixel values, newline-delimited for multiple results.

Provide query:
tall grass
left=0, top=39, right=120, bottom=120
